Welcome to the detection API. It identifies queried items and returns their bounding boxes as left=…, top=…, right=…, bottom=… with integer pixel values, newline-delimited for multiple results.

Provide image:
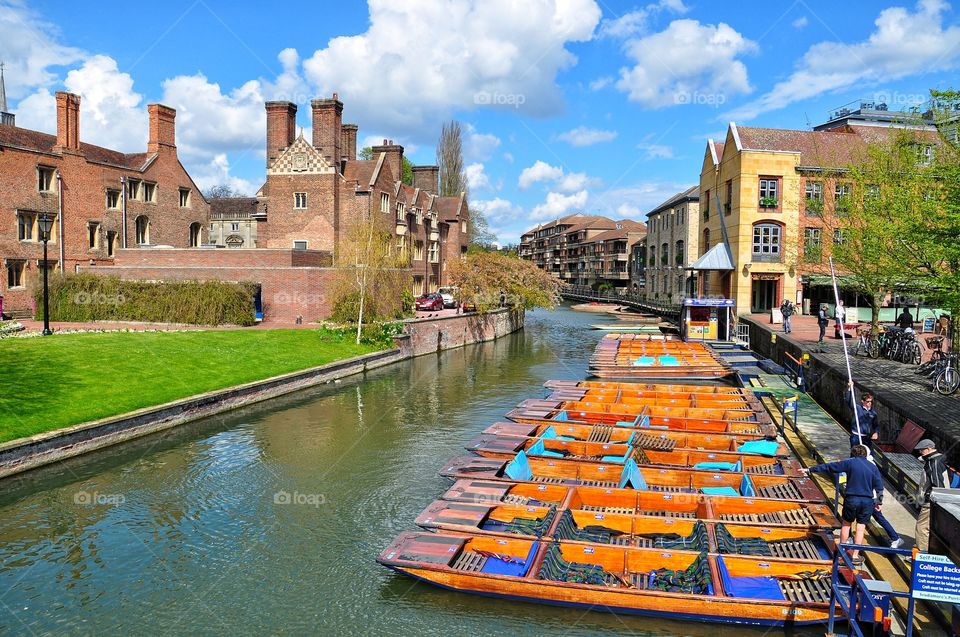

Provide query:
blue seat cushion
left=737, top=440, right=779, bottom=456
left=716, top=556, right=785, bottom=600
left=553, top=410, right=569, bottom=422
left=740, top=473, right=757, bottom=497
left=702, top=487, right=739, bottom=496
left=504, top=450, right=533, bottom=481
left=618, top=458, right=648, bottom=490
left=479, top=541, right=539, bottom=577
left=658, top=355, right=679, bottom=366
left=693, top=461, right=737, bottom=471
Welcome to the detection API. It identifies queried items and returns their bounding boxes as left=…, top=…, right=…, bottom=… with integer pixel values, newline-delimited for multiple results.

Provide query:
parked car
left=437, top=286, right=459, bottom=308
left=415, top=293, right=444, bottom=311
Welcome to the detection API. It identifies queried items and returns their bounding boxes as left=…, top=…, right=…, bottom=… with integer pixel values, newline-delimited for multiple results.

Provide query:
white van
left=436, top=286, right=458, bottom=308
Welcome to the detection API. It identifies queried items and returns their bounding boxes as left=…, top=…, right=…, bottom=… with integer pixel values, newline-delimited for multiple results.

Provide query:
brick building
left=643, top=186, right=699, bottom=303
left=0, top=81, right=207, bottom=315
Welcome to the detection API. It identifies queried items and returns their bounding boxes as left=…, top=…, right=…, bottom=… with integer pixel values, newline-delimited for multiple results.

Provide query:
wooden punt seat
left=767, top=539, right=823, bottom=561
left=538, top=544, right=622, bottom=587
left=745, top=463, right=778, bottom=475
left=718, top=509, right=816, bottom=526
left=642, top=509, right=696, bottom=518
left=631, top=447, right=651, bottom=464
left=630, top=571, right=652, bottom=589
left=502, top=494, right=531, bottom=505
left=581, top=504, right=635, bottom=515
left=757, top=483, right=803, bottom=500
left=532, top=476, right=566, bottom=485
left=452, top=550, right=488, bottom=572
left=632, top=433, right=676, bottom=450
left=580, top=480, right=617, bottom=488
left=778, top=573, right=832, bottom=603
left=633, top=537, right=653, bottom=548
left=649, top=485, right=687, bottom=493
left=588, top=425, right=613, bottom=443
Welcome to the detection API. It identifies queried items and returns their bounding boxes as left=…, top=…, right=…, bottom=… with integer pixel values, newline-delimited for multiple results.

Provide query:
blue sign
left=683, top=298, right=735, bottom=307
left=911, top=553, right=960, bottom=603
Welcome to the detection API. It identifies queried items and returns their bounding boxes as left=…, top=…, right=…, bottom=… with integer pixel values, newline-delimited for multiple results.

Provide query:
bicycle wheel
left=935, top=367, right=960, bottom=395
left=868, top=338, right=881, bottom=359
left=909, top=342, right=922, bottom=365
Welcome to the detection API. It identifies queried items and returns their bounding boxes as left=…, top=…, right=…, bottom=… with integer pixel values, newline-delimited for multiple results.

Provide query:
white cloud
left=615, top=19, right=756, bottom=108
left=530, top=189, right=589, bottom=220
left=465, top=162, right=491, bottom=191
left=557, top=125, right=618, bottom=146
left=591, top=181, right=689, bottom=218
left=728, top=0, right=960, bottom=121
left=16, top=55, right=147, bottom=152
left=637, top=142, right=674, bottom=159
left=301, top=0, right=601, bottom=137
left=617, top=204, right=643, bottom=217
left=0, top=3, right=83, bottom=100
left=502, top=152, right=514, bottom=164
left=518, top=160, right=564, bottom=189
left=190, top=153, right=260, bottom=196
left=472, top=197, right=522, bottom=223
left=598, top=0, right=689, bottom=39
left=464, top=124, right=501, bottom=161
left=556, top=171, right=600, bottom=193
left=588, top=76, right=613, bottom=91
left=792, top=16, right=809, bottom=29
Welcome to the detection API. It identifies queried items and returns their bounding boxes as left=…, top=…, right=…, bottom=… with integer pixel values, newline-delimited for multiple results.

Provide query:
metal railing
left=562, top=285, right=681, bottom=320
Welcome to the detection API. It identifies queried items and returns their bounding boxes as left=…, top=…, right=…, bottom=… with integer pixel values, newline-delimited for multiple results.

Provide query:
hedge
left=36, top=274, right=257, bottom=326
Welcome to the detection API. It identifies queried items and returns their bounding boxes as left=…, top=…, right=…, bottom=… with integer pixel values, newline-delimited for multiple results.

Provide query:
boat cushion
left=540, top=426, right=559, bottom=440
left=553, top=410, right=569, bottom=422
left=504, top=450, right=533, bottom=481
left=528, top=439, right=565, bottom=458
left=658, top=355, right=679, bottom=366
left=633, top=356, right=656, bottom=366
left=740, top=473, right=757, bottom=497
left=716, top=556, right=785, bottom=600
left=702, top=487, right=739, bottom=496
left=737, top=440, right=779, bottom=456
left=693, top=462, right=738, bottom=471
left=618, top=458, right=647, bottom=490
left=479, top=541, right=539, bottom=577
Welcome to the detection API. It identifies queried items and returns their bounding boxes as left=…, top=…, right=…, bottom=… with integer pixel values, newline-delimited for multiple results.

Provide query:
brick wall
left=398, top=308, right=525, bottom=357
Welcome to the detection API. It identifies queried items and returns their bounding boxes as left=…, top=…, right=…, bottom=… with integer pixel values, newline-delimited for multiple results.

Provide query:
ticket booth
left=682, top=298, right=734, bottom=342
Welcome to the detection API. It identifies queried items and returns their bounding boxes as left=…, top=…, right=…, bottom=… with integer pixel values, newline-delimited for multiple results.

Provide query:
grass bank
left=0, top=329, right=385, bottom=443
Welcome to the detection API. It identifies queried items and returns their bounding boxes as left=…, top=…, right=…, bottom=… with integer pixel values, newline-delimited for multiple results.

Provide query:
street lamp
left=38, top=213, right=54, bottom=336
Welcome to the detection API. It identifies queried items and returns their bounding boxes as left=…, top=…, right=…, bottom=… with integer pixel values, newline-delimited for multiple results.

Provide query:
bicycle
left=854, top=325, right=878, bottom=358
left=934, top=353, right=960, bottom=396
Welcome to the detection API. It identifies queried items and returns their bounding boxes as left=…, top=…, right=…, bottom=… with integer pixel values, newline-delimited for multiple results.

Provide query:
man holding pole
left=846, top=381, right=878, bottom=452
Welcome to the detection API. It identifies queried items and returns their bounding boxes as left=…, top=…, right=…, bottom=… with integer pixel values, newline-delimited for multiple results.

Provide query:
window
left=803, top=228, right=822, bottom=262
left=17, top=212, right=36, bottom=241
left=675, top=240, right=684, bottom=265
left=703, top=189, right=710, bottom=219
left=179, top=188, right=191, bottom=207
left=724, top=179, right=733, bottom=215
left=804, top=181, right=823, bottom=215
left=106, top=231, right=117, bottom=257
left=143, top=182, right=157, bottom=203
left=833, top=229, right=847, bottom=246
left=660, top=242, right=668, bottom=266
left=428, top=241, right=439, bottom=263
left=231, top=222, right=240, bottom=232
left=396, top=202, right=405, bottom=222
left=649, top=245, right=656, bottom=266
left=701, top=229, right=710, bottom=255
left=758, top=177, right=779, bottom=208
left=127, top=179, right=141, bottom=201
left=413, top=240, right=424, bottom=261
left=416, top=208, right=423, bottom=226
left=6, top=260, right=25, bottom=288
left=835, top=183, right=852, bottom=215
left=916, top=144, right=933, bottom=166
left=294, top=192, right=307, bottom=208
left=106, top=189, right=120, bottom=209
left=396, top=236, right=407, bottom=259
left=461, top=219, right=468, bottom=234
left=38, top=166, right=55, bottom=192
left=88, top=222, right=100, bottom=249
left=865, top=184, right=880, bottom=200
left=293, top=240, right=308, bottom=251
left=135, top=216, right=150, bottom=245
left=189, top=222, right=202, bottom=247
left=380, top=193, right=389, bottom=213
left=752, top=223, right=781, bottom=260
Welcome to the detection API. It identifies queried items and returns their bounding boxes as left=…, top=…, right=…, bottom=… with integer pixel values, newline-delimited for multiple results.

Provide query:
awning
left=688, top=243, right=734, bottom=271
left=802, top=274, right=859, bottom=287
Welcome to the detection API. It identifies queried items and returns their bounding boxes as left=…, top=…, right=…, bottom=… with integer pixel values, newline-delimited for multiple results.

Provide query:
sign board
left=683, top=298, right=734, bottom=307
left=911, top=553, right=960, bottom=603
left=923, top=317, right=936, bottom=333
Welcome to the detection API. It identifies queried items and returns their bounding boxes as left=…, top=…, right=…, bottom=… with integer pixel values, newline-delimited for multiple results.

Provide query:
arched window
left=189, top=222, right=202, bottom=247
left=661, top=242, right=668, bottom=266
left=135, top=216, right=150, bottom=245
left=752, top=222, right=783, bottom=261
left=702, top=229, right=710, bottom=255
left=649, top=245, right=656, bottom=267
left=675, top=240, right=684, bottom=265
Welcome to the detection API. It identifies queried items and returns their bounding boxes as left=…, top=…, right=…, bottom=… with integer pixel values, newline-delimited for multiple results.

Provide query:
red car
left=415, top=293, right=444, bottom=311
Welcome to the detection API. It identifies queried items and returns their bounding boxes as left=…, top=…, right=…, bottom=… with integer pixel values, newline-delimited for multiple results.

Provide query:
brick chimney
left=266, top=101, right=297, bottom=168
left=371, top=139, right=404, bottom=182
left=341, top=123, right=358, bottom=162
left=55, top=91, right=81, bottom=152
left=147, top=103, right=176, bottom=154
left=311, top=93, right=342, bottom=170
left=412, top=165, right=439, bottom=193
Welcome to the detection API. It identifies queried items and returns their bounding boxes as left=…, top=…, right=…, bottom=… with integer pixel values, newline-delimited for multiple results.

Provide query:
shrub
left=36, top=274, right=257, bottom=326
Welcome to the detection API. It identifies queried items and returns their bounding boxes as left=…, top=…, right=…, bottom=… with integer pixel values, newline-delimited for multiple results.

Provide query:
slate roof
left=689, top=243, right=734, bottom=271
left=0, top=125, right=150, bottom=169
left=647, top=185, right=699, bottom=217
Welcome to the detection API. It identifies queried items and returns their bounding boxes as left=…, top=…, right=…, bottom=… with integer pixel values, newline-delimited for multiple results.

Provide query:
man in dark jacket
left=915, top=439, right=949, bottom=551
left=780, top=299, right=794, bottom=334
left=801, top=445, right=883, bottom=563
left=817, top=304, right=829, bottom=344
left=846, top=381, right=878, bottom=451
left=897, top=308, right=914, bottom=330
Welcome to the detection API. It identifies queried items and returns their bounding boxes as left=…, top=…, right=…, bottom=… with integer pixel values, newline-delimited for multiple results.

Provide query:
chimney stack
left=412, top=165, right=439, bottom=193
left=341, top=123, right=358, bottom=162
left=311, top=93, right=343, bottom=170
left=55, top=91, right=81, bottom=152
left=266, top=101, right=297, bottom=169
left=371, top=138, right=404, bottom=182
left=147, top=103, right=177, bottom=154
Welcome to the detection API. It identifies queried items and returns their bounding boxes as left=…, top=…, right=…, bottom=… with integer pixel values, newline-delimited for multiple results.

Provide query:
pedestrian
left=914, top=439, right=949, bottom=552
left=817, top=304, right=829, bottom=344
left=834, top=300, right=846, bottom=339
left=801, top=444, right=884, bottom=564
left=845, top=381, right=878, bottom=452
left=780, top=299, right=794, bottom=334
left=865, top=452, right=903, bottom=548
left=897, top=308, right=914, bottom=330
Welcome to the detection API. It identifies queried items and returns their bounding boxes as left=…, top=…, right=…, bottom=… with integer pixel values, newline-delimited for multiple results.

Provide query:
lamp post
left=38, top=213, right=54, bottom=335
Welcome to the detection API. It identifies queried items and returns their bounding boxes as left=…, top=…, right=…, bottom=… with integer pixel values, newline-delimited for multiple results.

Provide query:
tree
left=436, top=120, right=495, bottom=247
left=449, top=251, right=562, bottom=313
left=204, top=184, right=244, bottom=199
left=331, top=212, right=411, bottom=343
left=358, top=147, right=413, bottom=185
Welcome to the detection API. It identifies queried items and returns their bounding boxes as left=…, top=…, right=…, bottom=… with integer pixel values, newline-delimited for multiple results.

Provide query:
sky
left=2, top=0, right=959, bottom=244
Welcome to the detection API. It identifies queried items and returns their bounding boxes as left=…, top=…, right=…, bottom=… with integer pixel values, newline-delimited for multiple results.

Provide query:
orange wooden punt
left=439, top=480, right=836, bottom=528
left=544, top=379, right=745, bottom=394
left=438, top=455, right=825, bottom=503
left=465, top=434, right=802, bottom=476
left=481, top=421, right=790, bottom=456
left=378, top=532, right=838, bottom=626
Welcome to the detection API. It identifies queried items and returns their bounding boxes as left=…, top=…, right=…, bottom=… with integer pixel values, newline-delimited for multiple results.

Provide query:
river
left=0, top=305, right=819, bottom=636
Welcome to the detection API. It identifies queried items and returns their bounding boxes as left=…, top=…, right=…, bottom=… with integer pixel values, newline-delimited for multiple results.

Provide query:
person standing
left=817, top=304, right=829, bottom=345
left=845, top=381, right=878, bottom=452
left=834, top=300, right=846, bottom=339
left=780, top=299, right=794, bottom=334
left=915, top=439, right=949, bottom=552
left=897, top=308, right=914, bottom=330
left=801, top=445, right=884, bottom=564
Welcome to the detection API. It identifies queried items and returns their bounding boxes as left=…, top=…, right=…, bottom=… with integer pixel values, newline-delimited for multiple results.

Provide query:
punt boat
left=465, top=433, right=802, bottom=476
left=590, top=324, right=664, bottom=332
left=481, top=422, right=790, bottom=456
left=438, top=454, right=825, bottom=503
left=588, top=335, right=732, bottom=379
left=377, top=532, right=839, bottom=626
left=413, top=500, right=835, bottom=559
left=544, top=379, right=746, bottom=394
left=439, top=480, right=836, bottom=528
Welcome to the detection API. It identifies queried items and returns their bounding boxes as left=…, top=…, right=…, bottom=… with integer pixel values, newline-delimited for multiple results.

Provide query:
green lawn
left=0, top=329, right=385, bottom=443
